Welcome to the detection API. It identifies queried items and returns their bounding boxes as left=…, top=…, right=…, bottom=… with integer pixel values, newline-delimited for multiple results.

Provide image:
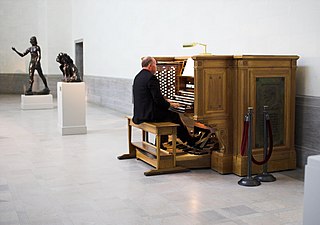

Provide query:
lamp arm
left=197, top=43, right=207, bottom=54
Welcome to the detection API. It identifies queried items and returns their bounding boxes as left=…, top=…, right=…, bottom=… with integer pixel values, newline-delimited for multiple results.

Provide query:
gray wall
left=0, top=74, right=133, bottom=115
left=0, top=73, right=29, bottom=94
left=0, top=74, right=61, bottom=97
left=295, top=95, right=320, bottom=168
left=84, top=75, right=133, bottom=116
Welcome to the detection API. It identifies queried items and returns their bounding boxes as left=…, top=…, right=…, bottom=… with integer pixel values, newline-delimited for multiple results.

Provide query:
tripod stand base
left=254, top=173, right=276, bottom=182
left=238, top=177, right=261, bottom=187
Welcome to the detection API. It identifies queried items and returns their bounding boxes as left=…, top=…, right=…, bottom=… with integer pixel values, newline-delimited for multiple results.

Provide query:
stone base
left=60, top=125, right=87, bottom=135
left=21, top=94, right=53, bottom=110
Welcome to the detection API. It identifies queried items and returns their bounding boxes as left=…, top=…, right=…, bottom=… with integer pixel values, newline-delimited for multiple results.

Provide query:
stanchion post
left=238, top=107, right=261, bottom=187
left=254, top=106, right=276, bottom=182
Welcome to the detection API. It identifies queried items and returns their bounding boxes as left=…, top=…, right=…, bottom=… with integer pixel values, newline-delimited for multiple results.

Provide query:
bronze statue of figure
left=12, top=36, right=50, bottom=95
left=56, top=52, right=82, bottom=82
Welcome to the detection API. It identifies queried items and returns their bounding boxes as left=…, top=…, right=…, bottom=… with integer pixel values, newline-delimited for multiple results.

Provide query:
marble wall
left=0, top=74, right=28, bottom=94
left=295, top=95, right=320, bottom=168
left=84, top=75, right=133, bottom=116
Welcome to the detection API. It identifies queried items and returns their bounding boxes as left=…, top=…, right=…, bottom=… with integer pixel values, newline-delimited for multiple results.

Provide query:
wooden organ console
left=154, top=55, right=299, bottom=176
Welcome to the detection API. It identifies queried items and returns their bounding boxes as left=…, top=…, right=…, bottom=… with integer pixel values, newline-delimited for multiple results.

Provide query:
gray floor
left=0, top=95, right=304, bottom=225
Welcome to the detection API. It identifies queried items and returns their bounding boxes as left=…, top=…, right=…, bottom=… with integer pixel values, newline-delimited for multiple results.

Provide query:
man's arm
left=36, top=46, right=41, bottom=64
left=148, top=76, right=170, bottom=109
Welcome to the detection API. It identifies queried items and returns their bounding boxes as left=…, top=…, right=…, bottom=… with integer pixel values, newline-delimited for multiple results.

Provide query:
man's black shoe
left=160, top=144, right=167, bottom=150
left=187, top=137, right=198, bottom=147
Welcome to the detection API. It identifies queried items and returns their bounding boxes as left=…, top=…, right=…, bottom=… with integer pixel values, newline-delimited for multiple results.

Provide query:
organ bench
left=118, top=117, right=189, bottom=176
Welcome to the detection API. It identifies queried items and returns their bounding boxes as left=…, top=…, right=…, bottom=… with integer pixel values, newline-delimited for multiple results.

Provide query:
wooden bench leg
left=172, top=133, right=177, bottom=167
left=144, top=167, right=190, bottom=176
left=142, top=130, right=149, bottom=143
left=117, top=118, right=136, bottom=160
left=155, top=134, right=161, bottom=169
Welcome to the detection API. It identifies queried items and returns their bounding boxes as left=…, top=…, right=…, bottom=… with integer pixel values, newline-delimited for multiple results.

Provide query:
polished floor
left=0, top=95, right=304, bottom=225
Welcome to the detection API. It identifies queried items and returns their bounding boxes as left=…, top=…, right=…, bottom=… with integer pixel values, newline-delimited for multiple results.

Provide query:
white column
left=303, top=155, right=320, bottom=225
left=57, top=82, right=87, bottom=135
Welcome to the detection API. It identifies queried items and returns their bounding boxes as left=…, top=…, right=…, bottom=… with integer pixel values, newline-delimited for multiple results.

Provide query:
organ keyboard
left=170, top=90, right=194, bottom=113
left=155, top=58, right=195, bottom=114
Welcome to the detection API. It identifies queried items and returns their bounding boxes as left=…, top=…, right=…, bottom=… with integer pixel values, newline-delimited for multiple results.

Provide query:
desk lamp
left=182, top=42, right=211, bottom=55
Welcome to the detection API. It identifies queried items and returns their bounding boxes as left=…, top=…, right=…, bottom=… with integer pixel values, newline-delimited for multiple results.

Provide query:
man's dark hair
left=141, top=56, right=154, bottom=67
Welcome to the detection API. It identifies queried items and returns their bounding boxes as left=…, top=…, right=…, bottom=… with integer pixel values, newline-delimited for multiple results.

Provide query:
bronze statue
left=56, top=52, right=82, bottom=82
left=12, top=36, right=50, bottom=95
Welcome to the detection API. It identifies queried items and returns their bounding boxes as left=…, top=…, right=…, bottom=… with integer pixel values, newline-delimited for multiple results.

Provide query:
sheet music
left=182, top=58, right=194, bottom=77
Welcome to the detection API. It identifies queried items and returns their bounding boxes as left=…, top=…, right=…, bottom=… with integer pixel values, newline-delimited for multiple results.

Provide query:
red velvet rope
left=251, top=119, right=273, bottom=165
left=240, top=120, right=249, bottom=156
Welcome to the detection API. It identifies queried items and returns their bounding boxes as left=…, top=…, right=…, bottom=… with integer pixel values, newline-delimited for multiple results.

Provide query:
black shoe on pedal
left=160, top=144, right=167, bottom=150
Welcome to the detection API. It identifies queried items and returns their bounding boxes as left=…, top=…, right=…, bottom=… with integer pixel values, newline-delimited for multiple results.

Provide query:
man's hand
left=167, top=99, right=180, bottom=108
left=170, top=102, right=180, bottom=108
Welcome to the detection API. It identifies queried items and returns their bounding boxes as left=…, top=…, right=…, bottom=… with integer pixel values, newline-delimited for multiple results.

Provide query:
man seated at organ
left=132, top=56, right=196, bottom=147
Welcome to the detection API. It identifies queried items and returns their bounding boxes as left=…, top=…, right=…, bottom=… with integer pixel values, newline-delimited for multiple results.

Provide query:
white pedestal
left=21, top=94, right=53, bottom=110
left=303, top=155, right=320, bottom=225
left=57, top=82, right=87, bottom=135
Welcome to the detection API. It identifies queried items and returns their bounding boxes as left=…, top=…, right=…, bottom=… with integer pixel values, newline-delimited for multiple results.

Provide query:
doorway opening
left=75, top=40, right=84, bottom=81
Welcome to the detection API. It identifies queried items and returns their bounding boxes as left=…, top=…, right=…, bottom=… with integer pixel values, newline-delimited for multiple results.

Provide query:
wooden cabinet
left=231, top=55, right=298, bottom=176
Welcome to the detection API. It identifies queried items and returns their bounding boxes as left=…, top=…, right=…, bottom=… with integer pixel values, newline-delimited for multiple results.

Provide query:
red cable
left=240, top=120, right=249, bottom=156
